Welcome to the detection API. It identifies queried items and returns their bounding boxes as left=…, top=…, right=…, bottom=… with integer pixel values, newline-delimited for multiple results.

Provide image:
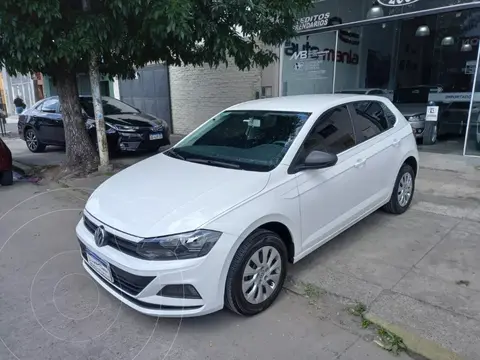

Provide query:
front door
left=296, top=105, right=370, bottom=254
left=37, top=97, right=63, bottom=144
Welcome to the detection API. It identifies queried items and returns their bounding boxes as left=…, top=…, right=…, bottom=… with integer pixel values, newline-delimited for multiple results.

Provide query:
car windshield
left=79, top=97, right=140, bottom=117
left=393, top=87, right=430, bottom=104
left=167, top=110, right=311, bottom=172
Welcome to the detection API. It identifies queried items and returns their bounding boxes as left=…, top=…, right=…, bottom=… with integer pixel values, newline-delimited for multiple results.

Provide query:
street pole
left=82, top=0, right=110, bottom=171
left=88, top=55, right=110, bottom=171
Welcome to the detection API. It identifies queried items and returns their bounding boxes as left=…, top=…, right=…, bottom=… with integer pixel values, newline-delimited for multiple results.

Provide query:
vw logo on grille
left=94, top=226, right=108, bottom=247
left=152, top=125, right=162, bottom=132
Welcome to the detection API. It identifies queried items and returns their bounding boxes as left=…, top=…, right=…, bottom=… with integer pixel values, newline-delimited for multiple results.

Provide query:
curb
left=364, top=313, right=463, bottom=360
left=12, top=160, right=33, bottom=176
left=57, top=178, right=92, bottom=198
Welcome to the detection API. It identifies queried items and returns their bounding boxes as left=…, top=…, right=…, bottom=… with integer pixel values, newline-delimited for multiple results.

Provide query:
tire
left=0, top=170, right=13, bottom=186
left=383, top=164, right=415, bottom=214
left=225, top=229, right=288, bottom=316
left=431, top=124, right=438, bottom=144
left=25, top=128, right=46, bottom=153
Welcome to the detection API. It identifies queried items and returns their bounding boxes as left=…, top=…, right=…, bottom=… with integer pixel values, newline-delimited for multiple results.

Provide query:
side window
left=40, top=98, right=59, bottom=113
left=380, top=103, right=396, bottom=128
left=303, top=105, right=356, bottom=155
left=352, top=101, right=395, bottom=142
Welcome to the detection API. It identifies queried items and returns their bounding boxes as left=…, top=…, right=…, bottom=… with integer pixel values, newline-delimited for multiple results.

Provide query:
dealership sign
left=378, top=0, right=420, bottom=6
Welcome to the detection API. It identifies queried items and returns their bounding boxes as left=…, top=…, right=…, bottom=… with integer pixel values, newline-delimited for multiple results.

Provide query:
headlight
left=106, top=122, right=139, bottom=132
left=408, top=115, right=425, bottom=122
left=136, top=230, right=221, bottom=260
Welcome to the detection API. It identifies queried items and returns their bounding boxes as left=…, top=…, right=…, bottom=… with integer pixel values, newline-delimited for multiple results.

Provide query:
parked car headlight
left=107, top=123, right=139, bottom=132
left=136, top=230, right=221, bottom=260
left=408, top=115, right=425, bottom=122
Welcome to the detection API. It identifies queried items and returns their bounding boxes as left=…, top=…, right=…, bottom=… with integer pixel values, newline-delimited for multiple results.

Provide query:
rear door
left=348, top=100, right=403, bottom=206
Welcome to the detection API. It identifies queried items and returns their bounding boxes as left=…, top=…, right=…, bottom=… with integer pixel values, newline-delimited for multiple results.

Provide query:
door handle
left=354, top=159, right=366, bottom=168
left=392, top=139, right=400, bottom=147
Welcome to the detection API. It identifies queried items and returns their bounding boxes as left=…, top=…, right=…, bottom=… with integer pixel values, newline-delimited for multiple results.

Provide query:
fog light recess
left=158, top=284, right=202, bottom=299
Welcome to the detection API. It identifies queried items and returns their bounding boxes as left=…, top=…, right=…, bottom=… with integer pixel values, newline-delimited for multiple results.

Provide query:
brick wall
left=169, top=63, right=262, bottom=134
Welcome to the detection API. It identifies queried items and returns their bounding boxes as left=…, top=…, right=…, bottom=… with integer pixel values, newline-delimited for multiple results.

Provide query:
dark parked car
left=393, top=86, right=477, bottom=144
left=0, top=137, right=13, bottom=186
left=18, top=96, right=170, bottom=153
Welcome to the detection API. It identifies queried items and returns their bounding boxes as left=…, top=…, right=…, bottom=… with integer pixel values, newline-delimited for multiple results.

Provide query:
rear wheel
left=25, top=128, right=46, bottom=153
left=0, top=170, right=13, bottom=186
left=225, top=229, right=287, bottom=316
left=383, top=164, right=415, bottom=214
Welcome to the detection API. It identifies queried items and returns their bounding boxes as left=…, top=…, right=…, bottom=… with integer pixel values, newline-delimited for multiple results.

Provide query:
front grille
left=84, top=262, right=202, bottom=311
left=83, top=216, right=142, bottom=258
left=79, top=241, right=155, bottom=296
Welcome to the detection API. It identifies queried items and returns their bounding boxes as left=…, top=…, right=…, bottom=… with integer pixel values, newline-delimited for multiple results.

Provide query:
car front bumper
left=408, top=120, right=425, bottom=139
left=111, top=131, right=170, bottom=152
left=76, top=215, right=233, bottom=317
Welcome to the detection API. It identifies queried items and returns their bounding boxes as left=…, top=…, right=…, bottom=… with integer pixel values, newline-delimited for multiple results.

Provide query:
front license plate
left=149, top=133, right=163, bottom=140
left=86, top=248, right=113, bottom=283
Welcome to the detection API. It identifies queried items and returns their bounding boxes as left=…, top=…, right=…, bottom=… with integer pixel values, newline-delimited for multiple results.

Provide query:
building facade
left=168, top=59, right=279, bottom=134
left=280, top=0, right=480, bottom=157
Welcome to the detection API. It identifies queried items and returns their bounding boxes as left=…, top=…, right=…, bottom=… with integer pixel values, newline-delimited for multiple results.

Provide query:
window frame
left=347, top=100, right=397, bottom=145
left=40, top=97, right=60, bottom=113
left=287, top=103, right=358, bottom=174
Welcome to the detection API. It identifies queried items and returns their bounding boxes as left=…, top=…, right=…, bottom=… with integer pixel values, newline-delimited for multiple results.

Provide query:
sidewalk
left=289, top=152, right=480, bottom=360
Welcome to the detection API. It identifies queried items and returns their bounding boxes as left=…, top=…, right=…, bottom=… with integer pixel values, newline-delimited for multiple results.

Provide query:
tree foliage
left=0, top=0, right=311, bottom=78
left=0, top=0, right=311, bottom=172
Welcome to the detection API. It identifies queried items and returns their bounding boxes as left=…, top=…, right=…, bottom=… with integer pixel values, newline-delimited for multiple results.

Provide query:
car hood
left=85, top=154, right=270, bottom=238
left=394, top=104, right=426, bottom=117
left=104, top=113, right=164, bottom=127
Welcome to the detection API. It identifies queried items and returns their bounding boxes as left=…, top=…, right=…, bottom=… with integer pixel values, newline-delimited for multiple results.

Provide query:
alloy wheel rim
left=397, top=172, right=413, bottom=207
left=242, top=246, right=282, bottom=305
left=26, top=131, right=38, bottom=150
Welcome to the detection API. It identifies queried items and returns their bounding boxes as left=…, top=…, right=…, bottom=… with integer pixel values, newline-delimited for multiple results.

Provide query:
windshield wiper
left=185, top=158, right=241, bottom=169
left=164, top=149, right=185, bottom=160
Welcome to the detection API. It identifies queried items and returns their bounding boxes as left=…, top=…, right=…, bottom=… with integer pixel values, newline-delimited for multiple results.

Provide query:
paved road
left=0, top=181, right=413, bottom=360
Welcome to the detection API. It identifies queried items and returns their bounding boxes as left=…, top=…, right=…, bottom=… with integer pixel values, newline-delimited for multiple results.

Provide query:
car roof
left=339, top=88, right=380, bottom=92
left=226, top=94, right=380, bottom=113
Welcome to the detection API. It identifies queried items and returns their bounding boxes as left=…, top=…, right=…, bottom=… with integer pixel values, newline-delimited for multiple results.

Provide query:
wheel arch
left=403, top=155, right=418, bottom=177
left=217, top=215, right=299, bottom=303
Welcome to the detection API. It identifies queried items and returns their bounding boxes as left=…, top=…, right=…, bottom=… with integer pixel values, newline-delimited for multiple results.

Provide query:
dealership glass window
left=464, top=45, right=480, bottom=156
left=333, top=21, right=401, bottom=93
left=282, top=31, right=338, bottom=96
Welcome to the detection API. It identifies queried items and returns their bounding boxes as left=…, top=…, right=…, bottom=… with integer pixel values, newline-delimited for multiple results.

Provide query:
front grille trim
left=84, top=262, right=202, bottom=311
left=79, top=241, right=155, bottom=296
left=83, top=215, right=145, bottom=259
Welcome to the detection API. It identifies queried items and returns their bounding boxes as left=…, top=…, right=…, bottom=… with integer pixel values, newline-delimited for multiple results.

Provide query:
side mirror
left=293, top=150, right=338, bottom=173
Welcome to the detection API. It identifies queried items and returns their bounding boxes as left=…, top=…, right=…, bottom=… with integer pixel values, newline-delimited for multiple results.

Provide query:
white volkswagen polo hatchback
left=77, top=94, right=418, bottom=317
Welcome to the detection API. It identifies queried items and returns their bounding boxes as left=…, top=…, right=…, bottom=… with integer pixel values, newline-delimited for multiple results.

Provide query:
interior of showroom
left=281, top=0, right=480, bottom=156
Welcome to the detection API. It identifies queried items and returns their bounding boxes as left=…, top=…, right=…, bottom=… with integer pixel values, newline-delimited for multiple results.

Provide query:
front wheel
left=25, top=128, right=46, bottom=153
left=383, top=164, right=415, bottom=214
left=225, top=229, right=287, bottom=316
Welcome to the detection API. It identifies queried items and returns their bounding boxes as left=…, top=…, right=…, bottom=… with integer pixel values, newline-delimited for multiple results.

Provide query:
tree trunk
left=55, top=69, right=99, bottom=174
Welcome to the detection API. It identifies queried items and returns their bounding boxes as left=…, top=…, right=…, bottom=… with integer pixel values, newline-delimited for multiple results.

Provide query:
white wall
left=169, top=63, right=262, bottom=134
